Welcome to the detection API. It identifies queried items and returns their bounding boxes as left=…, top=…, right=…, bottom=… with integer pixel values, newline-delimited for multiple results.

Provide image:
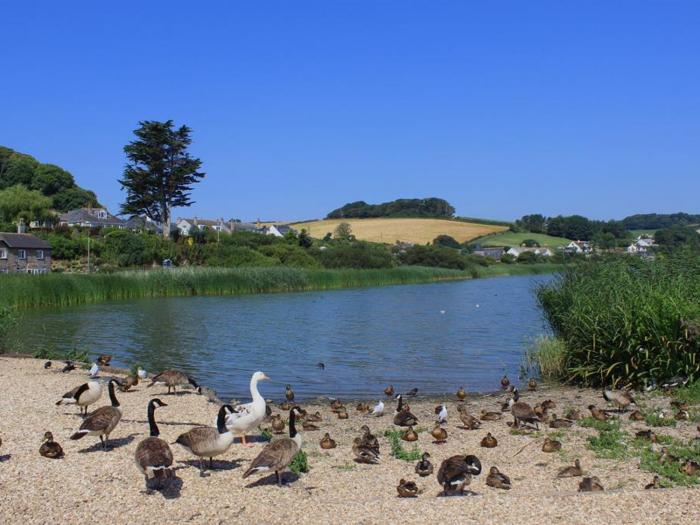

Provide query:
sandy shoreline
left=0, top=356, right=698, bottom=524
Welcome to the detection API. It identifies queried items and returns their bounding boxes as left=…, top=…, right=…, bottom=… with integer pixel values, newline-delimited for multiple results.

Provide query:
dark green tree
left=120, top=120, right=205, bottom=238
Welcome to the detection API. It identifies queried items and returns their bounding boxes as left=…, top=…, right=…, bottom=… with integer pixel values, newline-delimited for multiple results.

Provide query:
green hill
left=473, top=231, right=571, bottom=249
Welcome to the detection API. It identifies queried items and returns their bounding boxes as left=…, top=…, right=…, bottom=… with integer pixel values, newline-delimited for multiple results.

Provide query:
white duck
left=88, top=362, right=99, bottom=378
left=224, top=371, right=270, bottom=447
left=137, top=367, right=147, bottom=380
left=371, top=400, right=384, bottom=417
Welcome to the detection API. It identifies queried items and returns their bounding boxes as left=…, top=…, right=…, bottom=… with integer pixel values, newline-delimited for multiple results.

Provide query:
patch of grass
left=586, top=428, right=630, bottom=459
left=260, top=429, right=272, bottom=442
left=476, top=231, right=572, bottom=249
left=33, top=346, right=89, bottom=363
left=547, top=430, right=566, bottom=441
left=644, top=412, right=677, bottom=427
left=579, top=417, right=620, bottom=432
left=673, top=380, right=700, bottom=405
left=333, top=463, right=356, bottom=471
left=521, top=336, right=568, bottom=381
left=383, top=429, right=423, bottom=461
left=639, top=443, right=700, bottom=487
left=289, top=450, right=309, bottom=475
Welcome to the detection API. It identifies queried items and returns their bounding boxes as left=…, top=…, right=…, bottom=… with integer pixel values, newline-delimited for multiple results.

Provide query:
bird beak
left=262, top=374, right=271, bottom=381
left=160, top=402, right=168, bottom=407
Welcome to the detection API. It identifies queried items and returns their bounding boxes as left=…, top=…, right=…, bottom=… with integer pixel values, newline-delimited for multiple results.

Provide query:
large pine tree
left=120, top=120, right=204, bottom=238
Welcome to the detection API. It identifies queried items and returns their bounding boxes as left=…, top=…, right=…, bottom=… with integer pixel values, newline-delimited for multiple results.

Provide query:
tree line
left=326, top=198, right=455, bottom=219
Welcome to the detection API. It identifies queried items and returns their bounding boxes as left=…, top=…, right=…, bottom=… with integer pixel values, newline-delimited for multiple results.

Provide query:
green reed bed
left=536, top=252, right=700, bottom=387
left=0, top=266, right=471, bottom=309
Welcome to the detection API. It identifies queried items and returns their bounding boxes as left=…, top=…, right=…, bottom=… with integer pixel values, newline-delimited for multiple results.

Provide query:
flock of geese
left=9, top=360, right=700, bottom=497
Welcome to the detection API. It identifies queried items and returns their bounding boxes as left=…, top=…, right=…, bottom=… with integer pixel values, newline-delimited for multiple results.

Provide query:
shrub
left=313, top=242, right=393, bottom=269
left=398, top=245, right=469, bottom=270
left=259, top=244, right=320, bottom=268
left=521, top=336, right=567, bottom=381
left=433, top=234, right=460, bottom=249
left=101, top=230, right=148, bottom=267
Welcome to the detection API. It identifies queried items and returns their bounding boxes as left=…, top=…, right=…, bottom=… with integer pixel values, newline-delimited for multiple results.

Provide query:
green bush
left=398, top=245, right=470, bottom=270
left=259, top=244, right=320, bottom=268
left=0, top=304, right=16, bottom=351
left=522, top=336, right=567, bottom=381
left=313, top=242, right=393, bottom=269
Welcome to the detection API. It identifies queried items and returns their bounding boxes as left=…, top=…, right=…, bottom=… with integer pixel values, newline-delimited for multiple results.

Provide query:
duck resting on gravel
left=437, top=454, right=482, bottom=495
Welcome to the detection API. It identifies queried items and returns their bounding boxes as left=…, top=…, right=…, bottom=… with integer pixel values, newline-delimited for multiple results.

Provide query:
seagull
left=437, top=404, right=448, bottom=424
left=88, top=362, right=99, bottom=378
left=440, top=310, right=446, bottom=314
left=137, top=367, right=147, bottom=380
left=371, top=400, right=384, bottom=417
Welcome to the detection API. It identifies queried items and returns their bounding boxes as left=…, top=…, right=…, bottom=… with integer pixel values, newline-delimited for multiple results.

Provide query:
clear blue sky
left=1, top=1, right=698, bottom=222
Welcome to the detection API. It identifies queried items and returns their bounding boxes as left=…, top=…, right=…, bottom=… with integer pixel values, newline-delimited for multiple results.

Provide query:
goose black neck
left=397, top=396, right=403, bottom=411
left=217, top=405, right=232, bottom=434
left=147, top=402, right=159, bottom=437
left=108, top=381, right=120, bottom=407
left=289, top=408, right=297, bottom=438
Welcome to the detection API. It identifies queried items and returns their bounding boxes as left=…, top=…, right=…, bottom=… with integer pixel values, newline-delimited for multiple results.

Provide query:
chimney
left=17, top=218, right=26, bottom=234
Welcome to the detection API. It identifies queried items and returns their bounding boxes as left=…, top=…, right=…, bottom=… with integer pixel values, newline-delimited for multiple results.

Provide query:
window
left=36, top=249, right=44, bottom=260
left=0, top=247, right=7, bottom=259
left=17, top=249, right=26, bottom=260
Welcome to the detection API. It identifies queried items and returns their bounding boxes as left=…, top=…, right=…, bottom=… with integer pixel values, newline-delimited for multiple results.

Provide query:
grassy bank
left=0, top=266, right=475, bottom=309
left=476, top=262, right=564, bottom=278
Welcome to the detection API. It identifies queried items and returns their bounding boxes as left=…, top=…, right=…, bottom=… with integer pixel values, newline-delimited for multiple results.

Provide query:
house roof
left=59, top=208, right=124, bottom=226
left=0, top=233, right=51, bottom=249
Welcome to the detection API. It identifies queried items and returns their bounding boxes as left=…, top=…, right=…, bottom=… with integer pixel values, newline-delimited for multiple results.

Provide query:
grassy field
left=475, top=231, right=571, bottom=248
left=630, top=229, right=658, bottom=237
left=290, top=218, right=507, bottom=244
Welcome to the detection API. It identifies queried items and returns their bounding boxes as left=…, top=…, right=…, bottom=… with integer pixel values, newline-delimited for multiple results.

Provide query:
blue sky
left=1, top=1, right=698, bottom=222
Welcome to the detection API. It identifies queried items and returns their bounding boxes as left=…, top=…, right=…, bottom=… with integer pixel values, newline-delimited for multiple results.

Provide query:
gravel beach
left=0, top=356, right=698, bottom=525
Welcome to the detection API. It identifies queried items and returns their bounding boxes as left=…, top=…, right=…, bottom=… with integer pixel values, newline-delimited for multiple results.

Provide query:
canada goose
left=565, top=408, right=582, bottom=420
left=456, top=386, right=466, bottom=401
left=44, top=361, right=52, bottom=369
left=457, top=406, right=481, bottom=430
left=486, top=466, right=511, bottom=489
left=302, top=421, right=320, bottom=431
left=356, top=403, right=370, bottom=413
left=306, top=411, right=323, bottom=422
left=243, top=406, right=304, bottom=485
left=509, top=399, right=540, bottom=429
left=435, top=404, right=447, bottom=424
left=437, top=455, right=482, bottom=495
left=528, top=378, right=537, bottom=391
left=588, top=405, right=610, bottom=422
left=97, top=354, right=112, bottom=366
left=117, top=374, right=139, bottom=392
left=402, top=426, right=418, bottom=442
left=549, top=414, right=573, bottom=429
left=384, top=385, right=394, bottom=397
left=393, top=396, right=418, bottom=427
left=628, top=410, right=644, bottom=421
left=135, top=398, right=173, bottom=492
left=137, top=367, right=148, bottom=380
left=271, top=414, right=285, bottom=434
left=480, top=432, right=497, bottom=448
left=61, top=360, right=76, bottom=373
left=479, top=409, right=502, bottom=422
left=358, top=425, right=379, bottom=456
left=225, top=371, right=270, bottom=447
left=352, top=437, right=379, bottom=464
left=500, top=375, right=510, bottom=390
left=557, top=459, right=583, bottom=478
left=148, top=370, right=199, bottom=394
left=635, top=429, right=657, bottom=442
left=176, top=404, right=236, bottom=476
left=423, top=423, right=443, bottom=443
left=285, top=385, right=294, bottom=402
left=405, top=388, right=418, bottom=397
left=578, top=476, right=604, bottom=492
left=680, top=459, right=699, bottom=476
left=542, top=437, right=561, bottom=452
left=645, top=475, right=661, bottom=489
left=396, top=479, right=419, bottom=498
left=371, top=400, right=384, bottom=417
left=415, top=452, right=433, bottom=477
left=70, top=379, right=122, bottom=450
left=337, top=410, right=349, bottom=420
left=88, top=363, right=99, bottom=378
left=39, top=432, right=64, bottom=459
left=56, top=380, right=103, bottom=416
left=320, top=433, right=337, bottom=449
left=603, top=390, right=636, bottom=412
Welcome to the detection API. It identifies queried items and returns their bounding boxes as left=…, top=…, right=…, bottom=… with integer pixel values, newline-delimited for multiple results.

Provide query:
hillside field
left=475, top=231, right=571, bottom=248
left=290, top=218, right=507, bottom=244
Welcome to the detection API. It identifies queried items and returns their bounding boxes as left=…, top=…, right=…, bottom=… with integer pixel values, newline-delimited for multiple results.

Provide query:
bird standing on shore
left=135, top=399, right=173, bottom=492
left=88, top=362, right=99, bottom=378
left=176, top=404, right=236, bottom=476
left=285, top=385, right=295, bottom=402
left=500, top=375, right=510, bottom=390
left=603, top=389, right=636, bottom=412
left=436, top=404, right=448, bottom=424
left=61, top=361, right=75, bottom=373
left=56, top=380, right=103, bottom=416
left=148, top=370, right=199, bottom=395
left=70, top=379, right=122, bottom=450
left=39, top=432, right=64, bottom=459
left=415, top=452, right=433, bottom=477
left=225, top=371, right=270, bottom=447
left=456, top=386, right=466, bottom=401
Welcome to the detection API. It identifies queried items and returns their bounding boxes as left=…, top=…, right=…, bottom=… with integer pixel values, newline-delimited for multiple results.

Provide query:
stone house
left=0, top=233, right=52, bottom=274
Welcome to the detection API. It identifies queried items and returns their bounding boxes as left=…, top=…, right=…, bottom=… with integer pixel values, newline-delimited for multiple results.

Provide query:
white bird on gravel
left=371, top=400, right=384, bottom=416
left=137, top=367, right=147, bottom=380
left=88, top=363, right=99, bottom=378
left=437, top=404, right=448, bottom=424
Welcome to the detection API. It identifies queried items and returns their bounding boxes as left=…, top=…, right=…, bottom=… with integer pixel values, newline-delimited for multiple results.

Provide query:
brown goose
left=415, top=452, right=433, bottom=477
left=603, top=389, right=636, bottom=412
left=148, top=370, right=199, bottom=394
left=243, top=406, right=304, bottom=486
left=135, top=398, right=173, bottom=492
left=70, top=379, right=122, bottom=450
left=396, top=479, right=419, bottom=498
left=578, top=476, right=604, bottom=492
left=56, top=380, right=103, bottom=416
left=437, top=454, right=482, bottom=495
left=117, top=374, right=139, bottom=392
left=480, top=432, right=497, bottom=448
left=557, top=459, right=583, bottom=478
left=588, top=405, right=610, bottom=422
left=175, top=404, right=236, bottom=476
left=486, top=466, right=511, bottom=489
left=393, top=395, right=418, bottom=427
left=549, top=414, right=574, bottom=429
left=39, top=432, right=64, bottom=459
left=542, top=437, right=562, bottom=452
left=509, top=399, right=540, bottom=429
left=320, top=433, right=336, bottom=449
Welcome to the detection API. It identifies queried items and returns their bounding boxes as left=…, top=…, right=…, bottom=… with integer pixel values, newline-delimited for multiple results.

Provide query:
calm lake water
left=11, top=274, right=553, bottom=401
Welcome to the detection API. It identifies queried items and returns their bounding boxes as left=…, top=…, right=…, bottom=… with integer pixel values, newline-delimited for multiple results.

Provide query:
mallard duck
left=302, top=421, right=320, bottom=431
left=69, top=379, right=123, bottom=450
left=96, top=354, right=112, bottom=366
left=337, top=410, right=349, bottom=420
left=393, top=396, right=418, bottom=427
left=176, top=404, right=236, bottom=476
left=243, top=407, right=305, bottom=486
left=479, top=409, right=502, bottom=421
left=670, top=400, right=689, bottom=411
left=352, top=437, right=379, bottom=464
left=320, top=433, right=337, bottom=449
left=356, top=403, right=370, bottom=413
left=117, top=374, right=139, bottom=392
left=61, top=361, right=76, bottom=373
left=431, top=423, right=447, bottom=443
left=384, top=385, right=394, bottom=397
left=148, top=369, right=199, bottom=395
left=628, top=410, right=644, bottom=421
left=56, top=380, right=103, bottom=416
left=39, top=431, right=64, bottom=459
left=271, top=414, right=285, bottom=434
left=305, top=411, right=323, bottom=422
left=358, top=425, right=379, bottom=455
left=541, top=399, right=556, bottom=410
left=135, top=399, right=173, bottom=491
left=402, top=426, right=418, bottom=442
left=680, top=459, right=699, bottom=475
left=549, top=414, right=573, bottom=429
left=285, top=384, right=294, bottom=402
left=279, top=401, right=292, bottom=411
left=456, top=386, right=466, bottom=401
left=405, top=388, right=418, bottom=397
left=224, top=372, right=270, bottom=447
left=371, top=400, right=385, bottom=417
left=588, top=405, right=610, bottom=422
left=603, top=390, right=636, bottom=412
left=578, top=476, right=604, bottom=492
left=486, top=466, right=511, bottom=489
left=675, top=410, right=689, bottom=421
left=44, top=361, right=52, bottom=369
left=542, top=437, right=561, bottom=452
left=396, top=479, right=419, bottom=498
left=415, top=452, right=433, bottom=477
left=480, top=432, right=497, bottom=448
left=565, top=408, right=582, bottom=420
left=457, top=406, right=481, bottom=429
left=330, top=399, right=344, bottom=411
left=528, top=378, right=537, bottom=391
left=557, top=459, right=583, bottom=478
left=509, top=399, right=540, bottom=429
left=645, top=475, right=661, bottom=489
left=500, top=375, right=510, bottom=390
left=437, top=455, right=482, bottom=495
left=635, top=429, right=657, bottom=442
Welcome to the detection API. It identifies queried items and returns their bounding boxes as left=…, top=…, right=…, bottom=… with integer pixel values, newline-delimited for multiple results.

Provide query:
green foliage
left=258, top=244, right=320, bottom=268
left=0, top=184, right=52, bottom=222
left=313, top=241, right=393, bottom=269
left=638, top=438, right=700, bottom=486
left=289, top=450, right=309, bottom=474
left=398, top=244, right=472, bottom=270
left=516, top=214, right=547, bottom=234
left=654, top=226, right=700, bottom=251
left=521, top=239, right=541, bottom=247
left=327, top=197, right=455, bottom=220
left=52, top=187, right=98, bottom=212
left=260, top=429, right=272, bottom=442
left=644, top=412, right=677, bottom=427
left=622, top=212, right=700, bottom=231
left=32, top=164, right=74, bottom=195
left=102, top=230, right=149, bottom=267
left=0, top=304, right=16, bottom=352
left=673, top=380, right=700, bottom=404
left=522, top=336, right=567, bottom=381
left=383, top=429, right=423, bottom=461
left=333, top=222, right=353, bottom=241
left=586, top=427, right=630, bottom=459
left=433, top=234, right=461, bottom=249
left=579, top=417, right=620, bottom=432
left=297, top=229, right=313, bottom=248
left=33, top=346, right=90, bottom=362
left=537, top=254, right=700, bottom=387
